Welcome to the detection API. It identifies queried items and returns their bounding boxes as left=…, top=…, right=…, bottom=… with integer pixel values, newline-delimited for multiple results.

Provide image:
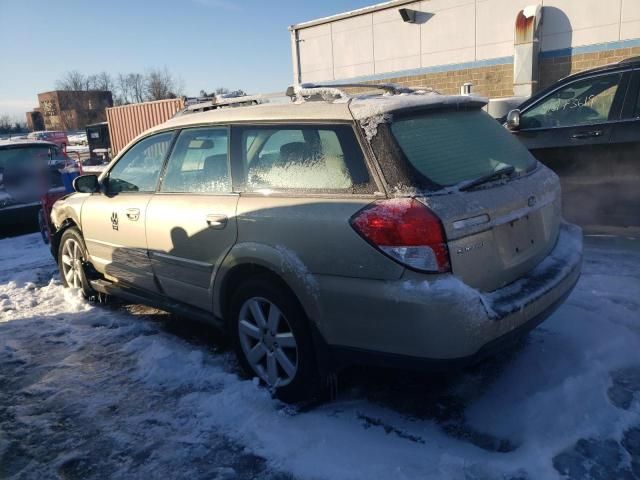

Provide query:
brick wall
left=539, top=46, right=640, bottom=90
left=37, top=90, right=113, bottom=131
left=342, top=47, right=639, bottom=100
left=353, top=63, right=514, bottom=98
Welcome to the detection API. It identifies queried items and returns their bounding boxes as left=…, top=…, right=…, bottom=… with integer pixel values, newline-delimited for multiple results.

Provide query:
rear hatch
left=376, top=106, right=561, bottom=292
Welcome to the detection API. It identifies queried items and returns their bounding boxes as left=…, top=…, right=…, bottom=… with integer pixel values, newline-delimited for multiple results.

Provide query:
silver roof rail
left=174, top=94, right=266, bottom=117
left=286, top=82, right=439, bottom=102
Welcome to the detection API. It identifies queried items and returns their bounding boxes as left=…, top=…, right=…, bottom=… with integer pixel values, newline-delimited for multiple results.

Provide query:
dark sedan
left=0, top=140, right=66, bottom=236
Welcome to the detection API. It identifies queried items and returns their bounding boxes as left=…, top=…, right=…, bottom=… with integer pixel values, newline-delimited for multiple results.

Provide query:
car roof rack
left=285, top=82, right=438, bottom=102
left=174, top=93, right=265, bottom=117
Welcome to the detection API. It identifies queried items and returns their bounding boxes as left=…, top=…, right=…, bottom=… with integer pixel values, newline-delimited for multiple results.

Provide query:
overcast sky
left=0, top=0, right=374, bottom=120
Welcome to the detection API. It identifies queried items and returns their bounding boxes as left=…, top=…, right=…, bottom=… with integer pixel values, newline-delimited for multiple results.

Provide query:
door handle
left=125, top=208, right=140, bottom=221
left=570, top=130, right=603, bottom=140
left=206, top=213, right=228, bottom=229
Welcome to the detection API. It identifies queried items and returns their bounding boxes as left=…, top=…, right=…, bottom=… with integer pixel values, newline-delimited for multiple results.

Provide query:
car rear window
left=389, top=109, right=536, bottom=188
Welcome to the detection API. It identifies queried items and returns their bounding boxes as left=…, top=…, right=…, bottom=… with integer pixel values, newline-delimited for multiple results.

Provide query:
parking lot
left=1, top=231, right=638, bottom=480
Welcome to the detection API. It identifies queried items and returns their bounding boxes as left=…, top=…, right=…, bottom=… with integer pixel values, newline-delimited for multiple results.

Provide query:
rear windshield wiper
left=457, top=165, right=516, bottom=192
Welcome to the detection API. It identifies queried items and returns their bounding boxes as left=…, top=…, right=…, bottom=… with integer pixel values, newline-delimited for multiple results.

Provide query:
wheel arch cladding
left=215, top=243, right=322, bottom=332
left=51, top=219, right=79, bottom=262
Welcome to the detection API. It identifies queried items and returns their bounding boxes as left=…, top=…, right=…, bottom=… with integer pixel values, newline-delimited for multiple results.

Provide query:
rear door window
left=235, top=124, right=372, bottom=193
left=389, top=109, right=536, bottom=188
left=160, top=127, right=231, bottom=193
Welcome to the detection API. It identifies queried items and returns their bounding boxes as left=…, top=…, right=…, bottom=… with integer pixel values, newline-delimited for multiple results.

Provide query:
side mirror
left=73, top=174, right=100, bottom=193
left=506, top=109, right=521, bottom=131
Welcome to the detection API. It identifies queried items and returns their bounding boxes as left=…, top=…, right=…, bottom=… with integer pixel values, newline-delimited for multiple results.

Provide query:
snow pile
left=1, top=232, right=639, bottom=479
left=67, top=133, right=88, bottom=146
left=66, top=145, right=90, bottom=154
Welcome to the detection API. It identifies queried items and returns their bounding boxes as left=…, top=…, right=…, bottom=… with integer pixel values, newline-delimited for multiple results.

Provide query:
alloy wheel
left=238, top=296, right=299, bottom=387
left=60, top=238, right=84, bottom=289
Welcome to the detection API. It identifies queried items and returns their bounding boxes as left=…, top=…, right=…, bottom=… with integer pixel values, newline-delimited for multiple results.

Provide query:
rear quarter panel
left=213, top=195, right=405, bottom=330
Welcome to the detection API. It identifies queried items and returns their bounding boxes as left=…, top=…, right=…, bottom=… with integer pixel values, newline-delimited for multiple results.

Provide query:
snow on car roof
left=149, top=91, right=488, bottom=135
left=0, top=139, right=57, bottom=148
left=349, top=93, right=488, bottom=120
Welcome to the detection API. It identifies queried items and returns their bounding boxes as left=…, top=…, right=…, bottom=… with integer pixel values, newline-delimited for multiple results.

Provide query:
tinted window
left=389, top=109, right=536, bottom=188
left=0, top=145, right=64, bottom=206
left=238, top=125, right=370, bottom=192
left=521, top=73, right=621, bottom=129
left=107, top=132, right=173, bottom=193
left=161, top=127, right=230, bottom=193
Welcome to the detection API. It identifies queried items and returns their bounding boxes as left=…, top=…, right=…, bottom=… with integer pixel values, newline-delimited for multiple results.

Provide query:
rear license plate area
left=495, top=213, right=541, bottom=263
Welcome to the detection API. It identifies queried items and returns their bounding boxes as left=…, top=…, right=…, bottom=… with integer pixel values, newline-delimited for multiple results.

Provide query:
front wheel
left=38, top=209, right=49, bottom=245
left=230, top=276, right=320, bottom=403
left=58, top=228, right=95, bottom=297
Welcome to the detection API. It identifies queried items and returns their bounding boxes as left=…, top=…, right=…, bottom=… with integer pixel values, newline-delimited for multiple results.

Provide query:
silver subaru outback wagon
left=50, top=85, right=583, bottom=402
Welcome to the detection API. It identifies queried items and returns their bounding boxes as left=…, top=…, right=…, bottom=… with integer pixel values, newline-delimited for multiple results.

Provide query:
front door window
left=106, top=132, right=174, bottom=194
left=520, top=73, right=622, bottom=129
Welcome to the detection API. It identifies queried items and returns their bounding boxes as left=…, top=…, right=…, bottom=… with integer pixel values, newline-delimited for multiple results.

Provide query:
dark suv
left=505, top=57, right=640, bottom=229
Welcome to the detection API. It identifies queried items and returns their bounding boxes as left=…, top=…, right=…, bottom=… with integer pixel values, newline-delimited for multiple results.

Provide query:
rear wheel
left=230, top=276, right=320, bottom=402
left=58, top=228, right=95, bottom=297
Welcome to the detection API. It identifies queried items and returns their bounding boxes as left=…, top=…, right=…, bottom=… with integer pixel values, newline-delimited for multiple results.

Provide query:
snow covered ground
left=1, top=232, right=639, bottom=479
left=65, top=145, right=90, bottom=154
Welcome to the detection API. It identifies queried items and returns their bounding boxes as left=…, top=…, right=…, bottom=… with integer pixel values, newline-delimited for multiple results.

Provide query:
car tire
left=38, top=209, right=49, bottom=245
left=58, top=227, right=96, bottom=298
left=230, top=275, right=320, bottom=403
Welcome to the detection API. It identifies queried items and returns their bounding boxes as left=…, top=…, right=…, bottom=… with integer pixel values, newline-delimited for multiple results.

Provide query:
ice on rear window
left=389, top=109, right=536, bottom=188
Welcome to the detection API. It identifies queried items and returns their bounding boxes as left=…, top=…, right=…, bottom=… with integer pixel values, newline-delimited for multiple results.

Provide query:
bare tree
left=57, top=70, right=114, bottom=92
left=0, top=115, right=13, bottom=132
left=145, top=67, right=181, bottom=101
left=129, top=73, right=146, bottom=103
left=56, top=70, right=89, bottom=91
left=55, top=68, right=185, bottom=109
left=115, top=73, right=130, bottom=105
left=0, top=115, right=26, bottom=134
left=93, top=71, right=114, bottom=91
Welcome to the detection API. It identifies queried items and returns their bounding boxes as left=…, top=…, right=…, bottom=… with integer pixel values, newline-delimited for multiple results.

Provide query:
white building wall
left=294, top=0, right=640, bottom=83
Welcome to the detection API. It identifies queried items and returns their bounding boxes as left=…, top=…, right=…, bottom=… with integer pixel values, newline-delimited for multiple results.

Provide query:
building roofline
left=289, top=0, right=423, bottom=31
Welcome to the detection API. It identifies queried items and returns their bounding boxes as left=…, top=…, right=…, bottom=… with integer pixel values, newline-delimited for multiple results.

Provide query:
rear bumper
left=328, top=281, right=574, bottom=371
left=316, top=222, right=582, bottom=363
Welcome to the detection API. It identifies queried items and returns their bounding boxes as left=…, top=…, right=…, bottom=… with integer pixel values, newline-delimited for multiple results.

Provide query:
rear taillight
left=350, top=198, right=450, bottom=273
